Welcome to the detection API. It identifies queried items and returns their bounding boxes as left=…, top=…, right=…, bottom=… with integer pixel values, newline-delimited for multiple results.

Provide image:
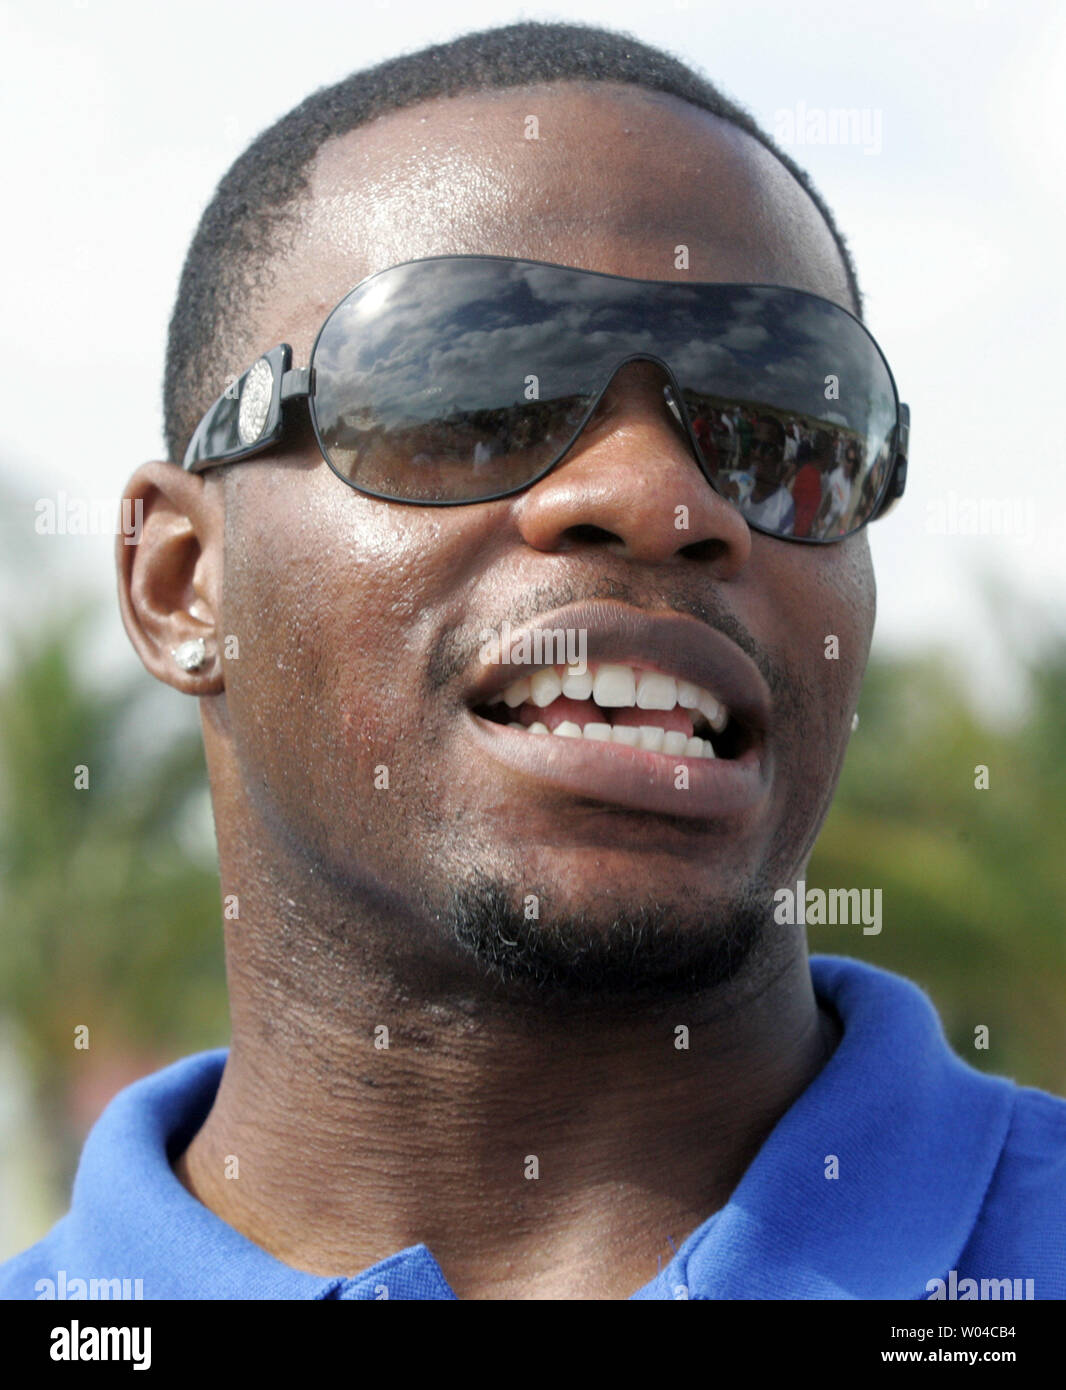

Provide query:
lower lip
left=467, top=713, right=771, bottom=821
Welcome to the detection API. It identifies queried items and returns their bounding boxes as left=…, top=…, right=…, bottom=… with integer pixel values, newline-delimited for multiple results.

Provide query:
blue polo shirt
left=3, top=955, right=1064, bottom=1300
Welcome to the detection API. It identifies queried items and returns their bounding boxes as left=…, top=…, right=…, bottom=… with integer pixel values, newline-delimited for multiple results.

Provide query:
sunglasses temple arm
left=182, top=344, right=304, bottom=472
left=182, top=354, right=312, bottom=474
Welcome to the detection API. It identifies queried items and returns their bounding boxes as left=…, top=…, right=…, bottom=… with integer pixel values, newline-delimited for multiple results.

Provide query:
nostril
left=679, top=536, right=729, bottom=562
left=560, top=523, right=620, bottom=548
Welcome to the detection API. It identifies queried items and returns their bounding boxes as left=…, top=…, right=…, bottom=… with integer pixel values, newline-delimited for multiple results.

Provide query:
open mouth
left=472, top=662, right=752, bottom=761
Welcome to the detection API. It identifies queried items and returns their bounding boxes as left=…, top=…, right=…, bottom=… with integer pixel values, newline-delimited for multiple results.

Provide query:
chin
left=442, top=869, right=770, bottom=1004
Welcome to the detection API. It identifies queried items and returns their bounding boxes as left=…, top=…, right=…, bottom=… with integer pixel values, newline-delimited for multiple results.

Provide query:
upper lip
left=465, top=600, right=772, bottom=735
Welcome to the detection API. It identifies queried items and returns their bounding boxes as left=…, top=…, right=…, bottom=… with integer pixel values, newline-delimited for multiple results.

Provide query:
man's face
left=210, top=82, right=875, bottom=993
left=751, top=423, right=785, bottom=467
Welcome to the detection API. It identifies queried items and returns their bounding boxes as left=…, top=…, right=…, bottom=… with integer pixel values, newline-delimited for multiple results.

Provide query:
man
left=782, top=420, right=801, bottom=465
left=789, top=427, right=826, bottom=539
left=733, top=415, right=796, bottom=535
left=814, top=437, right=857, bottom=536
left=3, top=21, right=1063, bottom=1301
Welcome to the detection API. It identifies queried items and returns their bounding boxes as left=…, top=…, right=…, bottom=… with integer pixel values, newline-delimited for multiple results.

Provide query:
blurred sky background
left=1, top=0, right=1064, bottom=1260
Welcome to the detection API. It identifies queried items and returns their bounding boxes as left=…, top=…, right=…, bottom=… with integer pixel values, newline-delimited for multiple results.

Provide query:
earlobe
left=116, top=460, right=225, bottom=695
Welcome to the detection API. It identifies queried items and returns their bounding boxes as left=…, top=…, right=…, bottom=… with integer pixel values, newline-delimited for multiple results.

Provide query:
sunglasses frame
left=182, top=255, right=910, bottom=544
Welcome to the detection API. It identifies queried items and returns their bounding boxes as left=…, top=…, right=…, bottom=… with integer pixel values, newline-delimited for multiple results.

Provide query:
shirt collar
left=636, top=955, right=1016, bottom=1298
left=66, top=1045, right=336, bottom=1298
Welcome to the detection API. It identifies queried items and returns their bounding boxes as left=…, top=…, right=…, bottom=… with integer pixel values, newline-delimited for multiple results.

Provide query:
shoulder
left=971, top=1082, right=1066, bottom=1230
left=811, top=954, right=1066, bottom=1293
left=950, top=1082, right=1066, bottom=1296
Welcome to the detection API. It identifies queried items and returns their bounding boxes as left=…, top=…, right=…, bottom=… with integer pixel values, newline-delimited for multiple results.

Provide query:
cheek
left=217, top=472, right=472, bottom=850
left=763, top=534, right=874, bottom=703
left=747, top=536, right=875, bottom=872
left=799, top=538, right=875, bottom=743
left=824, top=535, right=877, bottom=688
left=821, top=547, right=875, bottom=783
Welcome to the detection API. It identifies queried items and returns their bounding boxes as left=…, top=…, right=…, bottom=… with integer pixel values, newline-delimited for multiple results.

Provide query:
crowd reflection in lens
left=687, top=401, right=889, bottom=538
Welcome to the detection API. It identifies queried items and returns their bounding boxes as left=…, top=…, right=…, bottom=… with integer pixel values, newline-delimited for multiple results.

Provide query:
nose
left=512, top=361, right=753, bottom=575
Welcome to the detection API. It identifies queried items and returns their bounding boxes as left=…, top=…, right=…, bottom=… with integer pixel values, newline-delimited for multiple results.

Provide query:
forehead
left=257, top=81, right=853, bottom=359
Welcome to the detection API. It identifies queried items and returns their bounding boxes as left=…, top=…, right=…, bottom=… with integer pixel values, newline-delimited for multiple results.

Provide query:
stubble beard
left=441, top=867, right=771, bottom=1007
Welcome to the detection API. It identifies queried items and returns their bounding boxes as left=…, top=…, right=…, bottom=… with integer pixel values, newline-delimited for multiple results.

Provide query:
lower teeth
left=509, top=721, right=715, bottom=758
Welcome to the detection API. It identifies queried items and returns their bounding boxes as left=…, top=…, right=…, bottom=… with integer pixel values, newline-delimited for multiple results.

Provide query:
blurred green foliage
left=0, top=592, right=1063, bottom=1221
left=0, top=606, right=227, bottom=1192
left=808, top=639, right=1066, bottom=1095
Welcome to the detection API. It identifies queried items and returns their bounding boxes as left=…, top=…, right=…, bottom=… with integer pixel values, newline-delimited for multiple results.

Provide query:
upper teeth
left=489, top=662, right=729, bottom=732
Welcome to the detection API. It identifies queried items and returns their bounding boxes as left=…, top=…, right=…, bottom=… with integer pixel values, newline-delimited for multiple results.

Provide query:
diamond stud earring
left=172, top=638, right=207, bottom=671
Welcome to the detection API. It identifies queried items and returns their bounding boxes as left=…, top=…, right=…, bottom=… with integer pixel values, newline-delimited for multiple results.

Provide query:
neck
left=176, top=891, right=835, bottom=1299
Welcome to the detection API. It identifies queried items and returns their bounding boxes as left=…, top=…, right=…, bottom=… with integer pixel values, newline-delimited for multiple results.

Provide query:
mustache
left=426, top=572, right=790, bottom=701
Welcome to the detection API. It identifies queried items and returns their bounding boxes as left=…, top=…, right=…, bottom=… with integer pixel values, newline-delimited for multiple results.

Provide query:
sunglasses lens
left=310, top=260, right=899, bottom=535
left=311, top=260, right=595, bottom=502
left=675, top=289, right=898, bottom=541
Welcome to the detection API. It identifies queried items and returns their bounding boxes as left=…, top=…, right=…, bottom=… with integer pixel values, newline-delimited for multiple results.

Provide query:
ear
left=116, top=461, right=225, bottom=695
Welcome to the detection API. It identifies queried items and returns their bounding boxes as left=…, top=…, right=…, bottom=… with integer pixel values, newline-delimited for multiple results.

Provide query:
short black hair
left=163, top=19, right=863, bottom=464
